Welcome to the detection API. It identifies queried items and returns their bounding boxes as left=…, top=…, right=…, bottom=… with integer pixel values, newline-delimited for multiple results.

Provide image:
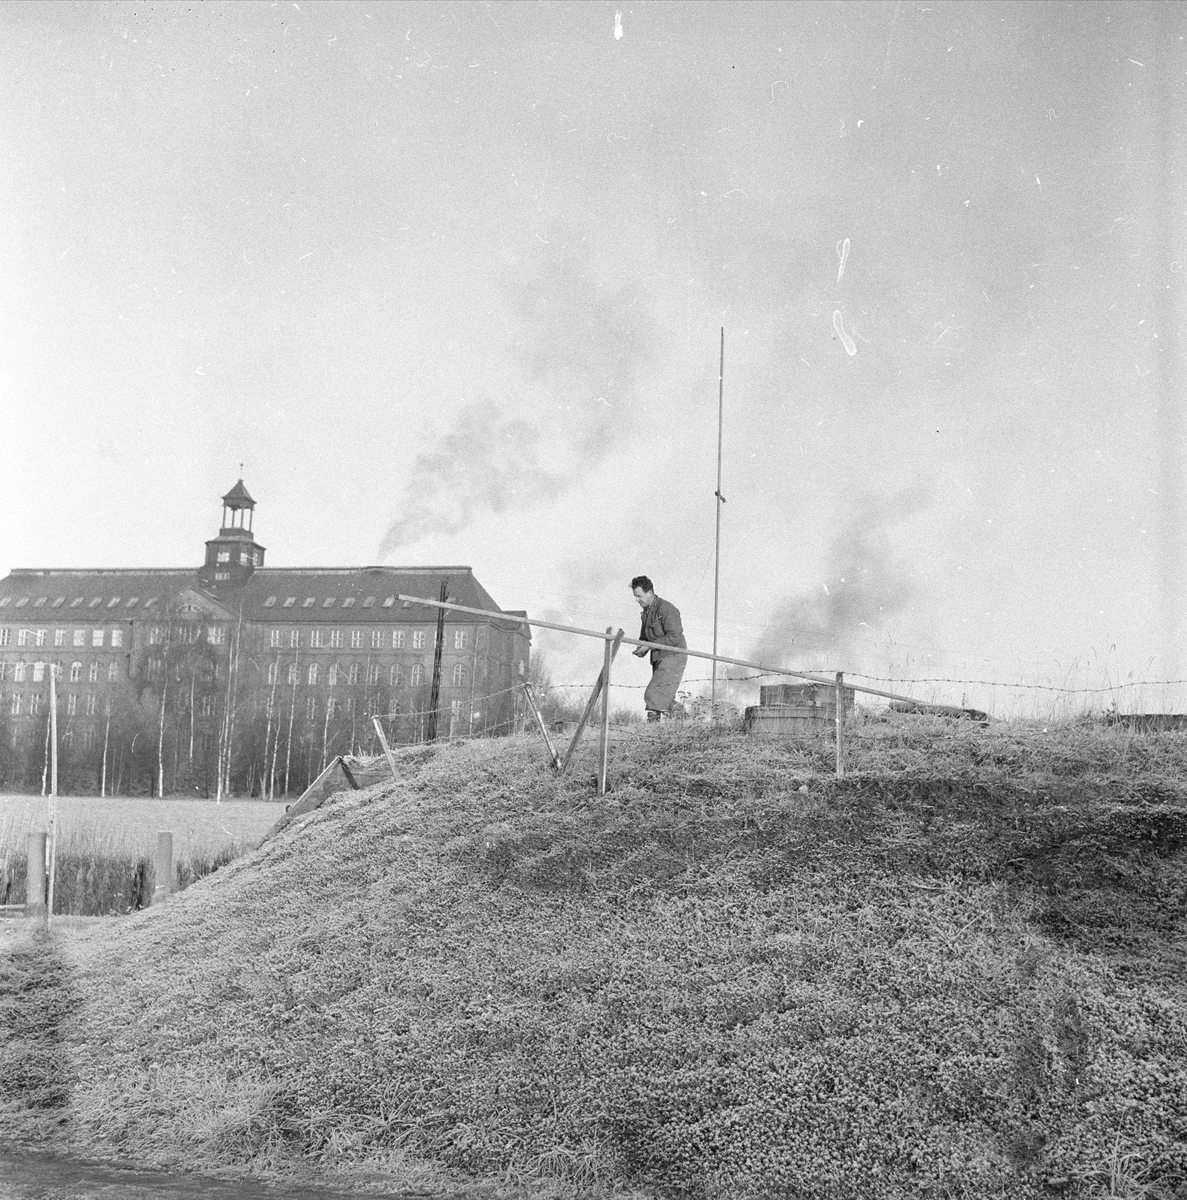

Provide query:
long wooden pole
left=47, top=663, right=59, bottom=925
left=396, top=594, right=928, bottom=708
left=598, top=628, right=613, bottom=795
left=711, top=327, right=725, bottom=715
left=559, top=631, right=624, bottom=775
left=835, top=671, right=845, bottom=779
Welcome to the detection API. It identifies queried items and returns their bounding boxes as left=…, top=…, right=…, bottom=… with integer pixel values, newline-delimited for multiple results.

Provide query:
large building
left=0, top=482, right=530, bottom=796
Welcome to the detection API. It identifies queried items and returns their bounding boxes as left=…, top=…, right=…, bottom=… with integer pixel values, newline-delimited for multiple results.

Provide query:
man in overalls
left=631, top=575, right=687, bottom=721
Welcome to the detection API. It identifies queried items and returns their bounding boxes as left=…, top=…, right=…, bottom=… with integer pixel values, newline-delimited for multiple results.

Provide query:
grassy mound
left=1, top=720, right=1185, bottom=1198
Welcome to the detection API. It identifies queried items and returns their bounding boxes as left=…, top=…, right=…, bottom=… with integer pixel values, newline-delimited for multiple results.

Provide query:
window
left=454, top=629, right=468, bottom=649
left=35, top=629, right=47, bottom=647
left=286, top=629, right=298, bottom=648
left=67, top=694, right=78, bottom=716
left=14, top=662, right=26, bottom=682
left=10, top=694, right=20, bottom=715
left=217, top=550, right=230, bottom=563
left=345, top=697, right=356, bottom=715
left=302, top=598, right=315, bottom=608
left=107, top=597, right=120, bottom=609
left=389, top=663, right=402, bottom=686
left=309, top=630, right=323, bottom=648
left=348, top=663, right=360, bottom=685
left=88, top=598, right=102, bottom=608
left=201, top=696, right=214, bottom=717
left=126, top=597, right=139, bottom=607
left=412, top=630, right=426, bottom=649
left=350, top=630, right=362, bottom=649
left=392, top=630, right=405, bottom=648
left=89, top=662, right=99, bottom=683
left=31, top=693, right=43, bottom=715
left=267, top=661, right=279, bottom=685
left=70, top=662, right=81, bottom=682
left=342, top=597, right=355, bottom=608
left=32, top=597, right=46, bottom=608
left=85, top=694, right=97, bottom=716
left=54, top=629, right=66, bottom=647
left=308, top=663, right=319, bottom=685
left=362, top=597, right=374, bottom=608
left=306, top=696, right=316, bottom=720
left=111, top=629, right=124, bottom=648
left=108, top=662, right=118, bottom=681
left=371, top=630, right=383, bottom=649
left=452, top=662, right=466, bottom=687
left=283, top=597, right=296, bottom=608
left=518, top=660, right=526, bottom=677
left=53, top=598, right=65, bottom=608
left=288, top=663, right=298, bottom=684
left=215, top=572, right=231, bottom=581
left=322, top=598, right=335, bottom=608
left=31, top=661, right=47, bottom=682
left=328, top=663, right=339, bottom=686
left=143, top=597, right=157, bottom=608
left=15, top=597, right=28, bottom=608
left=92, top=630, right=104, bottom=648
left=368, top=663, right=380, bottom=685
left=73, top=629, right=84, bottom=647
left=0, top=629, right=8, bottom=647
left=264, top=596, right=277, bottom=608
left=0, top=598, right=9, bottom=608
left=270, top=630, right=282, bottom=648
left=410, top=663, right=423, bottom=686
left=148, top=626, right=162, bottom=645
left=329, top=630, right=343, bottom=648
left=239, top=552, right=251, bottom=566
left=207, top=626, right=226, bottom=645
left=70, top=597, right=83, bottom=608
left=382, top=596, right=395, bottom=607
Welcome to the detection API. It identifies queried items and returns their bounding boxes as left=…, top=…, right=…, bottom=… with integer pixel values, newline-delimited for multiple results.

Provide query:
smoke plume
left=379, top=244, right=652, bottom=555
left=750, top=487, right=928, bottom=668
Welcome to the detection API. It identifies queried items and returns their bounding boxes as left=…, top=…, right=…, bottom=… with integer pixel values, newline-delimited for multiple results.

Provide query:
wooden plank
left=561, top=630, right=624, bottom=776
left=597, top=628, right=623, bottom=795
left=262, top=756, right=358, bottom=841
left=522, top=683, right=561, bottom=768
left=372, top=716, right=399, bottom=780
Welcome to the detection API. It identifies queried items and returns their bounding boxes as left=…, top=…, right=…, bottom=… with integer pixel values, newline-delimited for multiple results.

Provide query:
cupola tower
left=200, top=478, right=267, bottom=586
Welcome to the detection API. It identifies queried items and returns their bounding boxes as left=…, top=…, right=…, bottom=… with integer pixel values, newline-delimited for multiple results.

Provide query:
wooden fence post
left=152, top=831, right=173, bottom=905
left=25, top=831, right=47, bottom=921
left=522, top=683, right=561, bottom=768
left=372, top=716, right=399, bottom=780
left=835, top=671, right=845, bottom=779
left=598, top=628, right=613, bottom=795
left=560, top=630, right=624, bottom=775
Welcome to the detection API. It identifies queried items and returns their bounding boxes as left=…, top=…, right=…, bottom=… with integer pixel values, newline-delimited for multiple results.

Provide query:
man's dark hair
left=630, top=575, right=653, bottom=593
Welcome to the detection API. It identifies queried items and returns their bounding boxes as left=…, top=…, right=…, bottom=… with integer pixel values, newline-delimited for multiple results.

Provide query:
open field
left=0, top=717, right=1184, bottom=1199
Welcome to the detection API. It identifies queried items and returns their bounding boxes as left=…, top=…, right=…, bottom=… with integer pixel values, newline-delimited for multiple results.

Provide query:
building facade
left=0, top=482, right=530, bottom=796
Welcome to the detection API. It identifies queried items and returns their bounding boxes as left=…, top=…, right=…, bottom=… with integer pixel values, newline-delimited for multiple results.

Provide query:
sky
left=3, top=0, right=1185, bottom=718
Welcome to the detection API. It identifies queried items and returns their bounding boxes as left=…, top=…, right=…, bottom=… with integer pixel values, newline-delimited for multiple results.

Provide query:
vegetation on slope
left=1, top=718, right=1185, bottom=1199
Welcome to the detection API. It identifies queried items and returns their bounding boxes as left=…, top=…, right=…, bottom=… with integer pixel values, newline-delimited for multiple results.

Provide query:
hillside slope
left=1, top=721, right=1185, bottom=1199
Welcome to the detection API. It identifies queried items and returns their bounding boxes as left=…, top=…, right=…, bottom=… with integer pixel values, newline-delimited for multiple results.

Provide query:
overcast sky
left=3, top=0, right=1185, bottom=717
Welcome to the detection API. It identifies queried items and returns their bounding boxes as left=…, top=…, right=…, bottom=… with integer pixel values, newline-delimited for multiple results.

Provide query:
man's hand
left=632, top=646, right=649, bottom=657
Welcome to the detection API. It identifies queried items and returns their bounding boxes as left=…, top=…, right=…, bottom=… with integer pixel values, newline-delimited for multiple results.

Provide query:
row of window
left=262, top=595, right=410, bottom=610
left=1, top=628, right=126, bottom=649
left=146, top=626, right=225, bottom=645
left=265, top=660, right=469, bottom=687
left=1, top=662, right=120, bottom=683
left=271, top=696, right=466, bottom=722
left=266, top=627, right=468, bottom=650
left=0, top=596, right=160, bottom=610
left=8, top=691, right=101, bottom=716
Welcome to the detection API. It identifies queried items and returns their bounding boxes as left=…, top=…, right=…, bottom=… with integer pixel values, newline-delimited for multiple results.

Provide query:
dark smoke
left=379, top=244, right=652, bottom=555
left=750, top=487, right=928, bottom=668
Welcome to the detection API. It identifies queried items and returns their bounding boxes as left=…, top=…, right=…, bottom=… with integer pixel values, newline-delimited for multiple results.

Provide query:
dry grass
left=0, top=717, right=1184, bottom=1199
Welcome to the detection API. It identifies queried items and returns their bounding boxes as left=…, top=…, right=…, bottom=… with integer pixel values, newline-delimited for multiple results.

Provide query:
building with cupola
left=0, top=482, right=530, bottom=796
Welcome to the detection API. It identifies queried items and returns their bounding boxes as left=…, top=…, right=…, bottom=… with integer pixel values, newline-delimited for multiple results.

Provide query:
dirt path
left=0, top=1140, right=442, bottom=1200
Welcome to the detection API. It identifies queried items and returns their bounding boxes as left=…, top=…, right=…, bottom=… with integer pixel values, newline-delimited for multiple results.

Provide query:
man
left=630, top=575, right=687, bottom=721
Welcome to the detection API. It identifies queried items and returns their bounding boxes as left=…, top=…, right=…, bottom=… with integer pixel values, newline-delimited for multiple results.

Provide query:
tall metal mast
left=711, top=328, right=725, bottom=714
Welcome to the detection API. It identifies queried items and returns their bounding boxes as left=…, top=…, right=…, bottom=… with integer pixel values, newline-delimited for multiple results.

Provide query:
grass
left=0, top=716, right=1184, bottom=1199
left=0, top=795, right=284, bottom=914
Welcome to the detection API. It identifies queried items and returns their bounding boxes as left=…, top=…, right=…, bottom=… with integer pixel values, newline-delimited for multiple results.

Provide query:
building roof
left=0, top=566, right=529, bottom=636
left=221, top=479, right=255, bottom=508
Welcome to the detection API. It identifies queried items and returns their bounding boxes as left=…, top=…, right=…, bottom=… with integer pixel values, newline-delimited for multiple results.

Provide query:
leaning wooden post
left=372, top=716, right=399, bottom=780
left=598, top=628, right=614, bottom=795
left=25, top=831, right=47, bottom=922
left=835, top=671, right=846, bottom=779
left=152, top=831, right=173, bottom=905
left=47, top=663, right=60, bottom=925
left=522, top=683, right=561, bottom=769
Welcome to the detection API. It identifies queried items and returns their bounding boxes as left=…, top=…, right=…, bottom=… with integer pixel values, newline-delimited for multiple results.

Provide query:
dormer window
left=70, top=597, right=84, bottom=607
left=302, top=598, right=315, bottom=608
left=107, top=597, right=121, bottom=608
left=342, top=597, right=355, bottom=608
left=382, top=597, right=395, bottom=607
left=322, top=598, right=335, bottom=608
left=88, top=598, right=102, bottom=608
left=52, top=598, right=65, bottom=608
left=144, top=597, right=157, bottom=608
left=217, top=551, right=231, bottom=563
left=15, top=598, right=28, bottom=608
left=33, top=597, right=46, bottom=608
left=283, top=598, right=296, bottom=608
left=264, top=596, right=277, bottom=607
left=362, top=597, right=374, bottom=608
left=126, top=598, right=138, bottom=607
